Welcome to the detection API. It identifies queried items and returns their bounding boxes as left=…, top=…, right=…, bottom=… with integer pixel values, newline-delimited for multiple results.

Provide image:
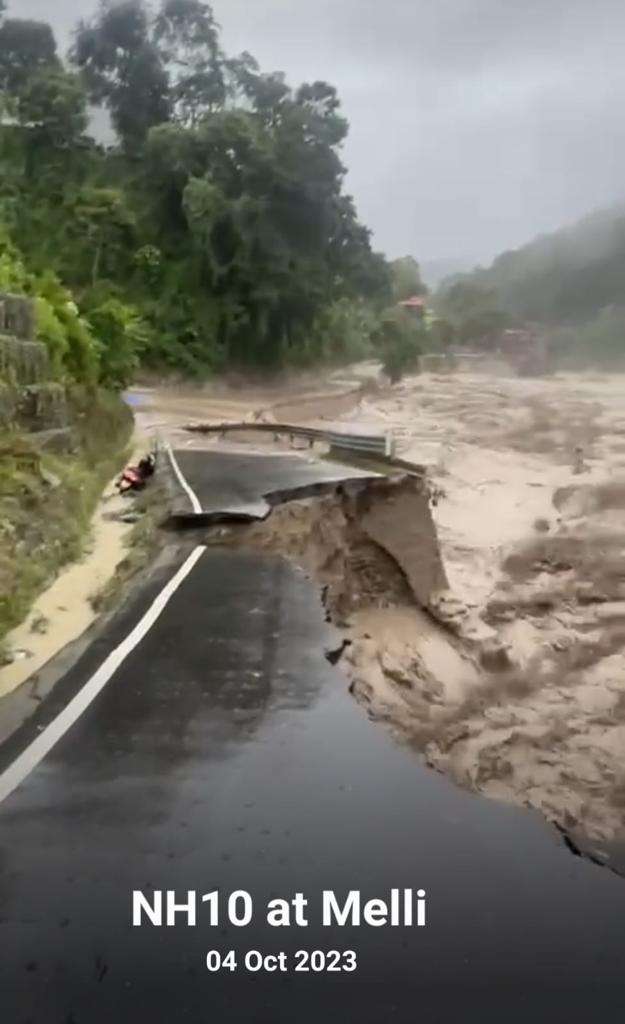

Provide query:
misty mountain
left=463, top=203, right=625, bottom=324
left=420, top=257, right=476, bottom=290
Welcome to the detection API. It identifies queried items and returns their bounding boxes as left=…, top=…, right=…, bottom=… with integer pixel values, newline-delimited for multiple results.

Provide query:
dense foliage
left=374, top=308, right=426, bottom=383
left=435, top=205, right=625, bottom=364
left=389, top=256, right=427, bottom=303
left=0, top=227, right=99, bottom=380
left=434, top=279, right=512, bottom=348
left=0, top=0, right=390, bottom=384
left=463, top=205, right=625, bottom=324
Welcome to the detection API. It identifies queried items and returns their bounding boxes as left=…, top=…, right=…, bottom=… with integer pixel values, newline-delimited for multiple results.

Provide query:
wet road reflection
left=2, top=549, right=625, bottom=1021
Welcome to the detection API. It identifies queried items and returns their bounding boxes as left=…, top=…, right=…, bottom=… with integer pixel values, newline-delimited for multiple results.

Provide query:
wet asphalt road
left=169, top=448, right=379, bottom=518
left=2, top=546, right=625, bottom=1021
left=3, top=447, right=625, bottom=1021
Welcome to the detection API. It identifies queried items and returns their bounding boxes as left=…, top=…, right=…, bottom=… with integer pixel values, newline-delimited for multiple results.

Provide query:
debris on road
left=117, top=452, right=156, bottom=494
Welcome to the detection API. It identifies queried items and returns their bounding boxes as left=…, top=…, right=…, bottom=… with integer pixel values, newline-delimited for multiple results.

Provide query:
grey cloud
left=10, top=0, right=625, bottom=266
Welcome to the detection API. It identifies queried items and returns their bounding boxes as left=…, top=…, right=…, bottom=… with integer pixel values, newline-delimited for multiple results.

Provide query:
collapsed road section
left=164, top=445, right=449, bottom=611
left=164, top=443, right=625, bottom=868
left=165, top=444, right=386, bottom=520
left=3, top=446, right=623, bottom=1020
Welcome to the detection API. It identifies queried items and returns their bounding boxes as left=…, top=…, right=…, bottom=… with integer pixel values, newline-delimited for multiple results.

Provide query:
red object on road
left=117, top=453, right=156, bottom=494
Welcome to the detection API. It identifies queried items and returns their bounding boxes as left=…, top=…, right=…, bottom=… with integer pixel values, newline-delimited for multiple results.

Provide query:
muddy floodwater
left=133, top=366, right=625, bottom=858
left=5, top=365, right=624, bottom=862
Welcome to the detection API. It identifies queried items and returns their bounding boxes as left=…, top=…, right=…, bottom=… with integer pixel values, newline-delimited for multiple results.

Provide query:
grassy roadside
left=0, top=388, right=133, bottom=647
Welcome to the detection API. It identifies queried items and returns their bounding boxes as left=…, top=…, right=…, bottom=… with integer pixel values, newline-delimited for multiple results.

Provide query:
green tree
left=440, top=205, right=625, bottom=327
left=2, top=0, right=390, bottom=380
left=142, top=78, right=381, bottom=366
left=87, top=297, right=148, bottom=388
left=182, top=174, right=232, bottom=276
left=72, top=0, right=170, bottom=151
left=436, top=279, right=509, bottom=347
left=373, top=308, right=425, bottom=383
left=0, top=18, right=59, bottom=96
left=154, top=0, right=225, bottom=124
left=390, top=255, right=427, bottom=302
left=329, top=196, right=391, bottom=305
left=226, top=51, right=289, bottom=121
left=68, top=187, right=136, bottom=285
left=35, top=270, right=100, bottom=382
left=16, top=68, right=88, bottom=150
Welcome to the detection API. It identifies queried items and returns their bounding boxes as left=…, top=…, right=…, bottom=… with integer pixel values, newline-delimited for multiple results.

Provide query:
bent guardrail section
left=183, top=420, right=395, bottom=459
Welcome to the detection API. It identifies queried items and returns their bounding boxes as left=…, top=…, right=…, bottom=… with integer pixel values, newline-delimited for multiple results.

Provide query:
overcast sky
left=12, top=0, right=625, bottom=268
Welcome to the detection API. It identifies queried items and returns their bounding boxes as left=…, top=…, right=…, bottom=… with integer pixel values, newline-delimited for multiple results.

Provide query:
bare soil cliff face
left=216, top=474, right=446, bottom=624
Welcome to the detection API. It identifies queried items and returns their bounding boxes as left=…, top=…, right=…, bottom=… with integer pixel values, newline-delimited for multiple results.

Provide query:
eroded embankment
left=211, top=474, right=447, bottom=618
left=209, top=463, right=625, bottom=861
left=209, top=476, right=490, bottom=764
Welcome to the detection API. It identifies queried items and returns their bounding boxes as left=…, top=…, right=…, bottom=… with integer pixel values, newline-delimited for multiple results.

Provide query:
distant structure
left=497, top=327, right=548, bottom=376
left=398, top=295, right=427, bottom=321
left=0, top=293, right=36, bottom=342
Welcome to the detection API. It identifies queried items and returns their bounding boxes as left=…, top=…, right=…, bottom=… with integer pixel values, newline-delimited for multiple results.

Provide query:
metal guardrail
left=184, top=421, right=395, bottom=459
left=325, top=430, right=394, bottom=458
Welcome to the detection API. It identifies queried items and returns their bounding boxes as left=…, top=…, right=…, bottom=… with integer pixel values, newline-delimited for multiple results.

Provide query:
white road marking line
left=0, top=545, right=207, bottom=805
left=166, top=443, right=202, bottom=514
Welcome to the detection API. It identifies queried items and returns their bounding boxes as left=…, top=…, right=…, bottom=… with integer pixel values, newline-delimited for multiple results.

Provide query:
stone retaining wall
left=0, top=335, right=50, bottom=386
left=0, top=293, right=35, bottom=342
left=0, top=296, right=70, bottom=436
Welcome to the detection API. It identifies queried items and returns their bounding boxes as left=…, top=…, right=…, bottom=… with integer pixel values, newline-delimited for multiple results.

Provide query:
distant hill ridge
left=420, top=257, right=475, bottom=290
left=454, top=203, right=625, bottom=324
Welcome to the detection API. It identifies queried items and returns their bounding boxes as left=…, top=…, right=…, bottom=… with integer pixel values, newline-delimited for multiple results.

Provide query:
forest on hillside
left=0, top=0, right=425, bottom=387
left=435, top=205, right=625, bottom=367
